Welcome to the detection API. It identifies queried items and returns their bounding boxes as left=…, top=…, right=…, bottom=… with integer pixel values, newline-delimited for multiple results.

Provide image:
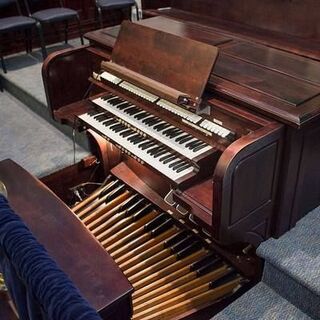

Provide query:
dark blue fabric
left=0, top=195, right=101, bottom=320
left=97, top=0, right=135, bottom=9
left=32, top=8, right=77, bottom=23
left=0, top=16, right=35, bottom=32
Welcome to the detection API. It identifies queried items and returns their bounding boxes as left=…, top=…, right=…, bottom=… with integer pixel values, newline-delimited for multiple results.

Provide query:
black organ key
left=172, top=160, right=189, bottom=171
left=153, top=147, right=168, bottom=158
left=162, top=155, right=179, bottom=164
left=162, top=127, right=175, bottom=135
left=159, top=153, right=174, bottom=162
left=142, top=116, right=156, bottom=124
left=147, top=118, right=162, bottom=126
left=132, top=136, right=145, bottom=144
left=109, top=123, right=123, bottom=131
left=117, top=102, right=133, bottom=110
left=175, top=134, right=190, bottom=142
left=108, top=97, right=123, bottom=105
left=169, top=159, right=185, bottom=168
left=124, top=106, right=140, bottom=115
left=101, top=93, right=114, bottom=101
left=154, top=123, right=171, bottom=131
left=139, top=141, right=156, bottom=150
left=176, top=163, right=193, bottom=173
left=147, top=146, right=162, bottom=155
left=127, top=134, right=142, bottom=142
left=178, top=135, right=194, bottom=144
left=94, top=113, right=109, bottom=121
left=120, top=129, right=135, bottom=137
left=185, top=139, right=200, bottom=148
left=103, top=119, right=118, bottom=126
left=134, top=112, right=150, bottom=120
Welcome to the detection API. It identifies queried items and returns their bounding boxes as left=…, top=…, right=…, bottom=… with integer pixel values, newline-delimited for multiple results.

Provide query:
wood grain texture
left=0, top=159, right=133, bottom=319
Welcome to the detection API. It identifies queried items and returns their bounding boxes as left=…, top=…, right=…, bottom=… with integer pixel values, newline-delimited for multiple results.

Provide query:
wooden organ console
left=2, top=1, right=320, bottom=319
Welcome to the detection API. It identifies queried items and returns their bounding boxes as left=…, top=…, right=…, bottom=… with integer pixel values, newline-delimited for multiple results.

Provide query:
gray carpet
left=0, top=91, right=89, bottom=178
left=258, top=207, right=320, bottom=295
left=257, top=207, right=320, bottom=319
left=1, top=39, right=86, bottom=105
left=212, top=282, right=313, bottom=320
left=0, top=38, right=90, bottom=150
left=214, top=208, right=319, bottom=319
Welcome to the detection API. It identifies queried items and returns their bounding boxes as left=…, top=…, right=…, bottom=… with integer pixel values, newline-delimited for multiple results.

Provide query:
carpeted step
left=0, top=92, right=90, bottom=178
left=257, top=207, right=320, bottom=319
left=211, top=282, right=313, bottom=320
left=0, top=40, right=89, bottom=150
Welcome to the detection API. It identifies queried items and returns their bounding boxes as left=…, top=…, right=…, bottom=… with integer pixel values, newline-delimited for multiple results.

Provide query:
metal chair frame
left=23, top=0, right=84, bottom=59
left=95, top=0, right=140, bottom=29
left=0, top=0, right=45, bottom=73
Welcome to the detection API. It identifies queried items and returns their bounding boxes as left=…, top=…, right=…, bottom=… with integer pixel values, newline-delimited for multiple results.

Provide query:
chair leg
left=76, top=15, right=84, bottom=45
left=36, top=21, right=47, bottom=59
left=64, top=20, right=69, bottom=44
left=0, top=42, right=6, bottom=73
left=0, top=55, right=6, bottom=74
left=97, top=7, right=103, bottom=29
left=24, top=29, right=29, bottom=53
left=135, top=2, right=140, bottom=21
left=24, top=29, right=32, bottom=53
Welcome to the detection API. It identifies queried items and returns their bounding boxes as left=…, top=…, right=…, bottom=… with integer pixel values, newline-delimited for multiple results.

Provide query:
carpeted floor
left=0, top=91, right=89, bottom=178
left=1, top=39, right=86, bottom=105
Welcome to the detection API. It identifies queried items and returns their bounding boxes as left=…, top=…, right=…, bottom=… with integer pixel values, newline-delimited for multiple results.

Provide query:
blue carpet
left=211, top=282, right=313, bottom=320
left=0, top=92, right=89, bottom=178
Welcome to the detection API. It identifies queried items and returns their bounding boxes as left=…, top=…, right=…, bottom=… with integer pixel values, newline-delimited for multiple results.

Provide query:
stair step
left=257, top=207, right=320, bottom=319
left=211, top=282, right=313, bottom=320
left=0, top=92, right=90, bottom=178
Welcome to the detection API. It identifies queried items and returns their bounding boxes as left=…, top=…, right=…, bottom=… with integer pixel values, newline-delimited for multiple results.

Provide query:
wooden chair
left=0, top=0, right=45, bottom=73
left=95, top=0, right=139, bottom=28
left=23, top=0, right=84, bottom=59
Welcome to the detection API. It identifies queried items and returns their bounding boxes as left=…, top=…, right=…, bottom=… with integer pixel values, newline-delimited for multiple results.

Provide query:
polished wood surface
left=109, top=21, right=219, bottom=108
left=144, top=0, right=320, bottom=60
left=0, top=159, right=133, bottom=319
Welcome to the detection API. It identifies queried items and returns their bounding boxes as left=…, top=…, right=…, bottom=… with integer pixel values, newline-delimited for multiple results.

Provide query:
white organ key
left=199, top=119, right=232, bottom=138
left=156, top=99, right=202, bottom=124
left=78, top=112, right=194, bottom=182
left=100, top=71, right=122, bottom=85
left=119, top=81, right=159, bottom=103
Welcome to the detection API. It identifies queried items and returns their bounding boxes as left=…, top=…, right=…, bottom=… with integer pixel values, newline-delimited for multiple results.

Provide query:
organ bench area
left=4, top=2, right=320, bottom=319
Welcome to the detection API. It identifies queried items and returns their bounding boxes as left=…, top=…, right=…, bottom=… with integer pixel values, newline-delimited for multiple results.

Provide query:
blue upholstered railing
left=0, top=194, right=101, bottom=320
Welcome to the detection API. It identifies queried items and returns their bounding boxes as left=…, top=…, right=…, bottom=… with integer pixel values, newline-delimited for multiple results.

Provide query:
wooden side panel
left=213, top=124, right=283, bottom=246
left=274, top=120, right=320, bottom=236
left=42, top=46, right=92, bottom=117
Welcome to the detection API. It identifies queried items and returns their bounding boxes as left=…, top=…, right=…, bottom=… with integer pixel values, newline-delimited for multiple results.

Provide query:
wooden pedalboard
left=72, top=161, right=261, bottom=320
